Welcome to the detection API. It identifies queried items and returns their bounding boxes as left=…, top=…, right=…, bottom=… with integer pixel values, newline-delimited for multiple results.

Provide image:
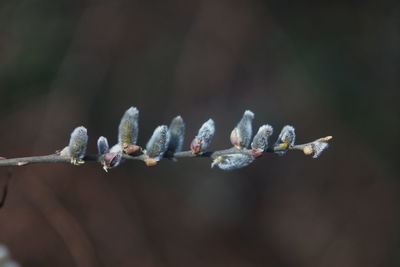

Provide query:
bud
left=97, top=136, right=109, bottom=155
left=211, top=153, right=254, bottom=170
left=145, top=125, right=170, bottom=161
left=167, top=115, right=185, bottom=153
left=101, top=144, right=123, bottom=172
left=230, top=110, right=254, bottom=148
left=303, top=138, right=331, bottom=158
left=118, top=107, right=139, bottom=145
left=251, top=124, right=273, bottom=151
left=65, top=126, right=88, bottom=165
left=275, top=125, right=295, bottom=155
left=191, top=119, right=215, bottom=154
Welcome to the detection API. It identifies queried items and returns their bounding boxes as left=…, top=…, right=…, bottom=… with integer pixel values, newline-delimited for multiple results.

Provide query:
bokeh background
left=0, top=0, right=399, bottom=266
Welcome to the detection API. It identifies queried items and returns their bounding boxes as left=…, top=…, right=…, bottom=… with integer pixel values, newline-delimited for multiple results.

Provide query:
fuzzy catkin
left=312, top=141, right=329, bottom=158
left=68, top=126, right=88, bottom=160
left=251, top=124, right=273, bottom=150
left=97, top=136, right=109, bottom=155
left=212, top=154, right=255, bottom=170
left=277, top=125, right=295, bottom=146
left=118, top=107, right=139, bottom=145
left=146, top=125, right=170, bottom=159
left=231, top=110, right=254, bottom=148
left=168, top=116, right=185, bottom=153
left=191, top=119, right=215, bottom=153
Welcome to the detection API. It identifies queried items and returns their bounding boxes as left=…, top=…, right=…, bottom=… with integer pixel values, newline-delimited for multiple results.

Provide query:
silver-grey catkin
left=146, top=125, right=170, bottom=160
left=118, top=107, right=139, bottom=145
left=277, top=125, right=296, bottom=146
left=97, top=136, right=109, bottom=155
left=311, top=141, right=329, bottom=158
left=274, top=125, right=295, bottom=155
left=251, top=124, right=273, bottom=150
left=211, top=153, right=255, bottom=170
left=194, top=119, right=215, bottom=152
left=167, top=116, right=185, bottom=153
left=68, top=126, right=88, bottom=160
left=105, top=144, right=124, bottom=169
left=232, top=110, right=254, bottom=148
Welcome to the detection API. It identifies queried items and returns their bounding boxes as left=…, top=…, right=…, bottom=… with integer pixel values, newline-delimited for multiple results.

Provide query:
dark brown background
left=0, top=0, right=399, bottom=266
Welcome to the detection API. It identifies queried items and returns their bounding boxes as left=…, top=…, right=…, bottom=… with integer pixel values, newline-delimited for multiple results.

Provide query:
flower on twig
left=167, top=116, right=185, bottom=155
left=211, top=153, right=255, bottom=170
left=118, top=107, right=141, bottom=154
left=230, top=110, right=254, bottom=148
left=302, top=136, right=332, bottom=158
left=274, top=125, right=295, bottom=155
left=251, top=124, right=273, bottom=151
left=60, top=126, right=88, bottom=165
left=190, top=119, right=215, bottom=154
left=144, top=125, right=170, bottom=166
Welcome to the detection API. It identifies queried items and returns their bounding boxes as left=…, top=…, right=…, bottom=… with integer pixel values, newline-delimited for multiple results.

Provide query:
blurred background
left=0, top=0, right=399, bottom=266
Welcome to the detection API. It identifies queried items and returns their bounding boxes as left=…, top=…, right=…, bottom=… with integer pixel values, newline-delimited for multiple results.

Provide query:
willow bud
left=118, top=107, right=139, bottom=146
left=167, top=115, right=185, bottom=154
left=251, top=124, right=273, bottom=151
left=97, top=136, right=109, bottom=155
left=101, top=144, right=123, bottom=172
left=190, top=119, right=215, bottom=154
left=211, top=153, right=254, bottom=170
left=303, top=136, right=332, bottom=158
left=275, top=125, right=295, bottom=155
left=64, top=126, right=88, bottom=165
left=230, top=110, right=254, bottom=148
left=145, top=125, right=170, bottom=162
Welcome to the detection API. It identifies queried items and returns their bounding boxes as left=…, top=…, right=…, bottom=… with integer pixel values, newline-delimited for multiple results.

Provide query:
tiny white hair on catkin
left=211, top=153, right=254, bottom=170
left=118, top=106, right=139, bottom=145
left=146, top=125, right=170, bottom=159
left=110, top=144, right=122, bottom=153
left=312, top=141, right=329, bottom=158
left=68, top=126, right=88, bottom=160
left=244, top=110, right=255, bottom=119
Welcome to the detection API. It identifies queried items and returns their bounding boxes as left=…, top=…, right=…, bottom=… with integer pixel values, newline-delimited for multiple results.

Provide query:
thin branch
left=0, top=108, right=333, bottom=170
left=0, top=136, right=332, bottom=168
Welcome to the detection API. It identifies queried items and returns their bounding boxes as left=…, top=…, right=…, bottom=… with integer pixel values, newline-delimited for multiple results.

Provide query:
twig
left=0, top=107, right=333, bottom=170
left=0, top=136, right=332, bottom=168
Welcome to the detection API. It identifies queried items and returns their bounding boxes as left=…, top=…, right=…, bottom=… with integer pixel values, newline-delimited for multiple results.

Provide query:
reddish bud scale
left=103, top=152, right=122, bottom=169
left=190, top=138, right=202, bottom=154
left=251, top=149, right=263, bottom=158
left=122, top=143, right=141, bottom=155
